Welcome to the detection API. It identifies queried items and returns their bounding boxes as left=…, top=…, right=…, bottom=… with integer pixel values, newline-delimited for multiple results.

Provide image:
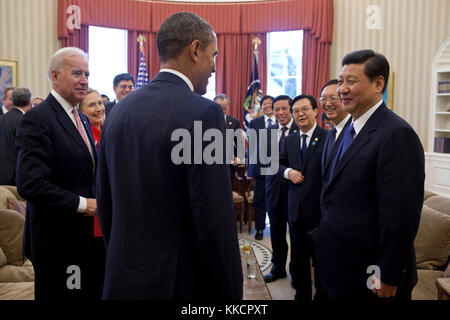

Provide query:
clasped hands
left=287, top=169, right=304, bottom=184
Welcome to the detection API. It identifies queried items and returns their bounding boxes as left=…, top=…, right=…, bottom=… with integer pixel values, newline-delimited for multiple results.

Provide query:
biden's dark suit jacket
left=15, top=93, right=98, bottom=298
left=318, top=103, right=425, bottom=299
left=97, top=71, right=243, bottom=300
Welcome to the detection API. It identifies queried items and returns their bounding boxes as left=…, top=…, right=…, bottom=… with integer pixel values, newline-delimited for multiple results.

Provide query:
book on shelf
left=434, top=137, right=450, bottom=153
left=438, top=81, right=450, bottom=93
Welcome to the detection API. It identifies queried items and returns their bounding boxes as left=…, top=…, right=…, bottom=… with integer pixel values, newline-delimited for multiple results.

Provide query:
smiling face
left=79, top=91, right=105, bottom=128
left=52, top=54, right=89, bottom=106
left=292, top=98, right=317, bottom=132
left=337, top=63, right=384, bottom=120
left=273, top=99, right=292, bottom=126
left=114, top=80, right=134, bottom=102
left=192, top=35, right=218, bottom=96
left=261, top=97, right=273, bottom=117
left=320, top=83, right=348, bottom=125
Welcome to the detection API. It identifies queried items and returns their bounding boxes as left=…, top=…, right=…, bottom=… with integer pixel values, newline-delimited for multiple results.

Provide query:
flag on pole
left=136, top=34, right=149, bottom=89
left=243, top=37, right=263, bottom=131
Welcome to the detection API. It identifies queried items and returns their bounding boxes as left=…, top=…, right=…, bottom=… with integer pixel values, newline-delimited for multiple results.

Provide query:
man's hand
left=372, top=277, right=397, bottom=298
left=287, top=170, right=304, bottom=184
left=83, top=198, right=97, bottom=216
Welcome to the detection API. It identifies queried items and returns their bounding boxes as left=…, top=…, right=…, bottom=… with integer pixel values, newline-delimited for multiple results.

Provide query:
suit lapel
left=303, top=126, right=325, bottom=168
left=323, top=117, right=352, bottom=174
left=49, top=94, right=93, bottom=154
left=326, top=104, right=389, bottom=189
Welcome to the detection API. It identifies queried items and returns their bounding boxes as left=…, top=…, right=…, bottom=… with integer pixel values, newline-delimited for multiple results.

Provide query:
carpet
left=238, top=237, right=272, bottom=272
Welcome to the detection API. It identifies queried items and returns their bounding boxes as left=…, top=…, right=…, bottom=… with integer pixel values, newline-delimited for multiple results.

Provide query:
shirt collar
left=51, top=89, right=78, bottom=113
left=353, top=99, right=383, bottom=136
left=160, top=69, right=194, bottom=92
left=13, top=106, right=25, bottom=114
left=335, top=113, right=351, bottom=138
left=300, top=122, right=317, bottom=137
left=279, top=117, right=294, bottom=131
left=2, top=106, right=9, bottom=114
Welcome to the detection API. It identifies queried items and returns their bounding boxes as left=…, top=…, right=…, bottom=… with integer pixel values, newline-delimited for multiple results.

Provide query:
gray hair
left=47, top=47, right=88, bottom=82
left=157, top=12, right=215, bottom=63
left=12, top=87, right=32, bottom=107
left=213, top=94, right=230, bottom=104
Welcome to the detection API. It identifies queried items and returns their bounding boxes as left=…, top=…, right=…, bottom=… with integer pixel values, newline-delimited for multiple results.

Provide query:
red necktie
left=72, top=108, right=90, bottom=149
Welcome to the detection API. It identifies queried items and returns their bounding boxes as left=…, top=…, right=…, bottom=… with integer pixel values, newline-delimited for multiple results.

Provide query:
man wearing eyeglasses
left=319, top=79, right=351, bottom=182
left=105, top=73, right=135, bottom=117
left=279, top=95, right=327, bottom=300
left=264, top=95, right=298, bottom=284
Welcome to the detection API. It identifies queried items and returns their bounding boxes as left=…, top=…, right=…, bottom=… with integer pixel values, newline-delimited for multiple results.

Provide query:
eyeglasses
left=293, top=106, right=313, bottom=114
left=319, top=96, right=339, bottom=104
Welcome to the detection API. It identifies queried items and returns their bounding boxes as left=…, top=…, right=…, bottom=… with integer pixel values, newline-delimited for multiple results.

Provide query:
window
left=88, top=26, right=128, bottom=101
left=267, top=30, right=303, bottom=97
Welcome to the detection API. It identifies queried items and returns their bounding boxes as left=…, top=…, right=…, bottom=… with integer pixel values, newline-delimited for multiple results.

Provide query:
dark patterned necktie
left=301, top=134, right=308, bottom=162
left=279, top=126, right=288, bottom=152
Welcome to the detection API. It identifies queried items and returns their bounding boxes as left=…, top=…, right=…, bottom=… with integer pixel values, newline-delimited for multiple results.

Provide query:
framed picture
left=382, top=71, right=394, bottom=110
left=0, top=59, right=18, bottom=95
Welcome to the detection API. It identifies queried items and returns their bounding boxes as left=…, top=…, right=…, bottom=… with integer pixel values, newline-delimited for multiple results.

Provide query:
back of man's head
left=113, top=73, right=135, bottom=88
left=12, top=87, right=32, bottom=108
left=157, top=12, right=215, bottom=63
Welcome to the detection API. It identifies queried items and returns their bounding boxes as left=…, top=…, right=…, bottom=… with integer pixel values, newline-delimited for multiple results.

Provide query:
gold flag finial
left=137, top=34, right=146, bottom=52
left=252, top=37, right=261, bottom=51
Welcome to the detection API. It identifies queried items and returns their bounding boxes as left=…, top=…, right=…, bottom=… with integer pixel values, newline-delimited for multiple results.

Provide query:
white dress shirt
left=353, top=99, right=384, bottom=137
left=334, top=113, right=351, bottom=141
left=160, top=68, right=194, bottom=92
left=283, top=123, right=317, bottom=179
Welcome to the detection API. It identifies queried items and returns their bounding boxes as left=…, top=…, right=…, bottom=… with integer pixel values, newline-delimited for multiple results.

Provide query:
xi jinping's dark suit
left=97, top=71, right=243, bottom=300
left=15, top=93, right=100, bottom=299
left=279, top=125, right=327, bottom=300
left=318, top=103, right=425, bottom=300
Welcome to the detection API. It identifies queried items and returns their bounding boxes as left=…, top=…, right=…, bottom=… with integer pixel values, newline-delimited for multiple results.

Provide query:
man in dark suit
left=15, top=47, right=103, bottom=300
left=97, top=12, right=243, bottom=300
left=104, top=73, right=135, bottom=117
left=0, top=87, right=14, bottom=116
left=264, top=95, right=298, bottom=283
left=214, top=93, right=242, bottom=186
left=318, top=49, right=425, bottom=300
left=279, top=95, right=327, bottom=300
left=248, top=95, right=275, bottom=240
left=319, top=79, right=351, bottom=185
left=0, top=87, right=31, bottom=185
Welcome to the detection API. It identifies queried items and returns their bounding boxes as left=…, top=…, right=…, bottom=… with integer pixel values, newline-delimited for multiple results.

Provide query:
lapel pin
left=229, top=121, right=232, bottom=125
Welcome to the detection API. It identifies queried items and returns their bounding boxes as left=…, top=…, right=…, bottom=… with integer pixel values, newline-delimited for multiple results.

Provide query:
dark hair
left=101, top=94, right=109, bottom=100
left=157, top=12, right=215, bottom=63
left=2, top=87, right=13, bottom=99
left=292, top=94, right=318, bottom=110
left=321, top=112, right=330, bottom=121
left=113, top=73, right=135, bottom=87
left=272, top=95, right=292, bottom=113
left=260, top=95, right=274, bottom=106
left=320, top=79, right=338, bottom=94
left=341, top=49, right=390, bottom=93
left=213, top=93, right=230, bottom=104
left=12, top=87, right=32, bottom=107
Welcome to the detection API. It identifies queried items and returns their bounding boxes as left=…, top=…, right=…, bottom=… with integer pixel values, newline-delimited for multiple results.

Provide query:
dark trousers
left=289, top=219, right=326, bottom=301
left=33, top=237, right=106, bottom=300
left=253, top=174, right=267, bottom=231
left=267, top=195, right=289, bottom=276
